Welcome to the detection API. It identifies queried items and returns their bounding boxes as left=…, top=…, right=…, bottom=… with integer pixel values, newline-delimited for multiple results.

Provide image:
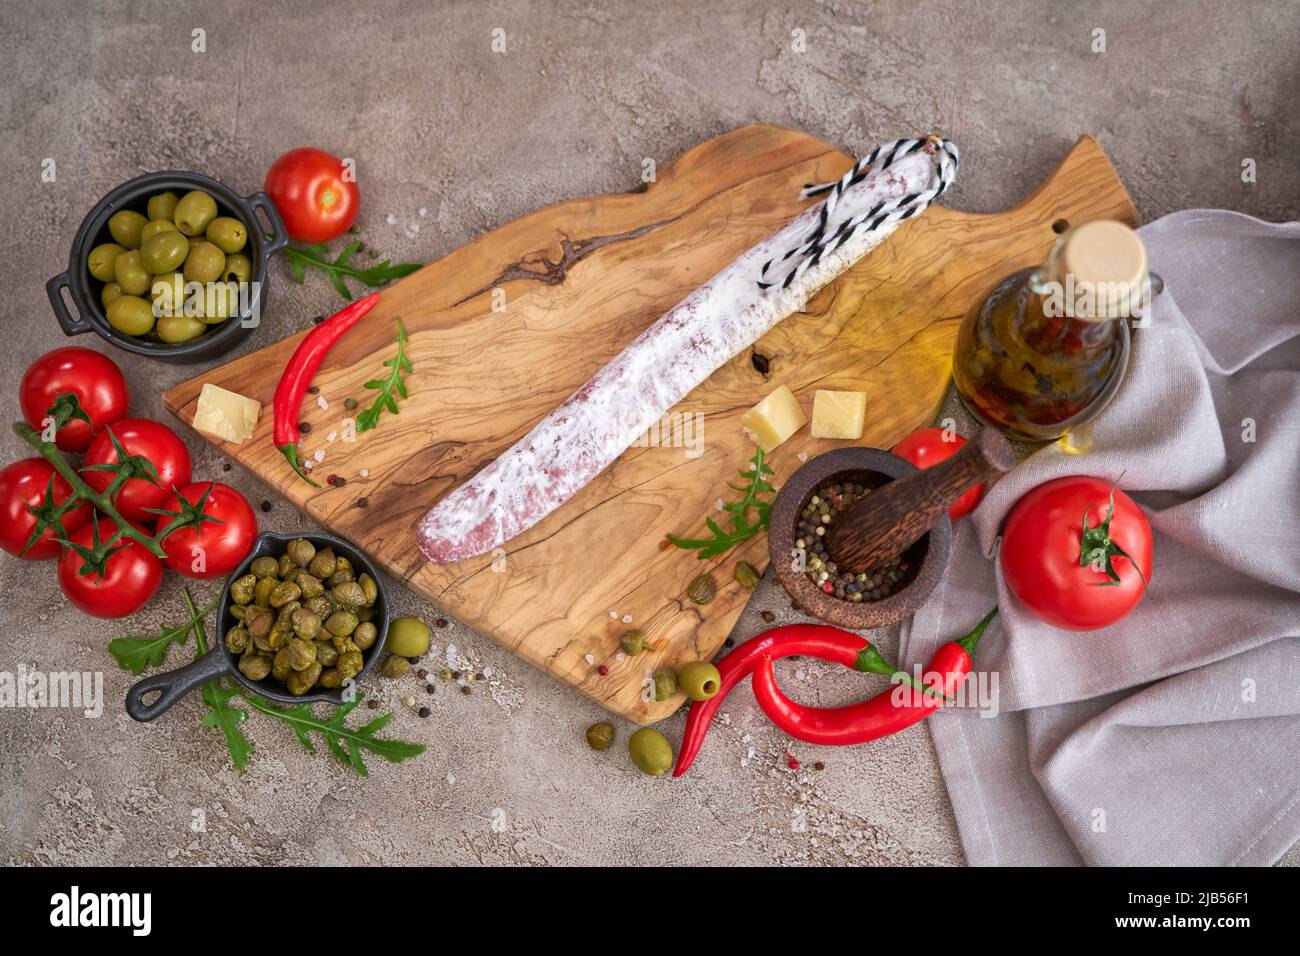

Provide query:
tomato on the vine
left=1000, top=476, right=1153, bottom=631
left=264, top=147, right=360, bottom=243
left=893, top=427, right=985, bottom=519
left=0, top=458, right=92, bottom=560
left=81, top=419, right=192, bottom=524
left=20, top=348, right=129, bottom=452
left=58, top=517, right=163, bottom=619
left=155, top=481, right=258, bottom=579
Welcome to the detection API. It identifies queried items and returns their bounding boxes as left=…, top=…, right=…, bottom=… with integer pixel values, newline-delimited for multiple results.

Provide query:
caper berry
left=734, top=561, right=761, bottom=588
left=381, top=655, right=411, bottom=679
left=652, top=667, right=678, bottom=701
left=586, top=722, right=615, bottom=751
left=618, top=629, right=645, bottom=656
left=687, top=573, right=716, bottom=605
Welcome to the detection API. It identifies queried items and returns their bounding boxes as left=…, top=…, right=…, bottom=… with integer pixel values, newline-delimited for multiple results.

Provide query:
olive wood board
left=165, top=124, right=1138, bottom=723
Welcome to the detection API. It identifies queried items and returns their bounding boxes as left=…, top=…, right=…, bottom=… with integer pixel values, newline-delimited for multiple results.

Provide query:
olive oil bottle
left=951, top=220, right=1159, bottom=441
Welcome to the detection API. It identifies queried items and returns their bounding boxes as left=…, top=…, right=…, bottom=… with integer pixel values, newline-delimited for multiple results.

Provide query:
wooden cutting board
left=165, top=125, right=1137, bottom=723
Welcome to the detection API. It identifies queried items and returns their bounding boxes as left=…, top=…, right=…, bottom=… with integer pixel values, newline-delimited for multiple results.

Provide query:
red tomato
left=1000, top=476, right=1154, bottom=631
left=0, top=458, right=92, bottom=560
left=20, top=348, right=129, bottom=452
left=155, top=482, right=258, bottom=579
left=264, top=147, right=360, bottom=243
left=892, top=428, right=985, bottom=519
left=58, top=517, right=163, bottom=618
left=81, top=419, right=192, bottom=524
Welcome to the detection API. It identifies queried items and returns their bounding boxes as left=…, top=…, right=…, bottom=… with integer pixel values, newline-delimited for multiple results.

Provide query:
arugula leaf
left=238, top=693, right=426, bottom=778
left=282, top=241, right=420, bottom=301
left=108, top=592, right=219, bottom=675
left=184, top=587, right=254, bottom=772
left=668, top=448, right=775, bottom=559
left=355, top=317, right=413, bottom=433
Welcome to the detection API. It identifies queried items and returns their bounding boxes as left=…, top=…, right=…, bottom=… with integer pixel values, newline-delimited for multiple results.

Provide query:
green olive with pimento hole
left=206, top=216, right=247, bottom=254
left=678, top=661, right=722, bottom=701
left=222, top=253, right=252, bottom=283
left=173, top=189, right=218, bottom=236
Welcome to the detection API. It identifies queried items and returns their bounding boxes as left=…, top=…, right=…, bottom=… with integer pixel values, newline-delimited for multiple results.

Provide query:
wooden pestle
left=824, top=427, right=1016, bottom=572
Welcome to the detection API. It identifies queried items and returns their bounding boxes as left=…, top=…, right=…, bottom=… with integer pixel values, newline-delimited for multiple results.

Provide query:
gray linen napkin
left=900, top=210, right=1300, bottom=866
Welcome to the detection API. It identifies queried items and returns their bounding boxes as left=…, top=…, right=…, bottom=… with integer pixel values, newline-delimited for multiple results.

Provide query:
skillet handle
left=47, top=271, right=92, bottom=336
left=125, top=647, right=234, bottom=722
left=244, top=190, right=289, bottom=257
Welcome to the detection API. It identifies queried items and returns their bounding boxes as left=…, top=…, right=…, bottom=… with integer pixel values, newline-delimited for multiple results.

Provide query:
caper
left=283, top=638, right=317, bottom=671
left=269, top=581, right=302, bottom=608
left=305, top=595, right=334, bottom=618
left=586, top=722, right=615, bottom=751
left=335, top=556, right=353, bottom=575
left=352, top=621, right=378, bottom=652
left=618, top=629, right=645, bottom=656
left=88, top=242, right=125, bottom=282
left=357, top=573, right=378, bottom=606
left=687, top=573, right=716, bottom=605
left=356, top=605, right=374, bottom=623
left=381, top=655, right=411, bottom=679
left=277, top=553, right=295, bottom=577
left=230, top=574, right=257, bottom=605
left=245, top=607, right=273, bottom=640
left=287, top=538, right=316, bottom=568
left=734, top=561, right=761, bottom=588
left=315, top=641, right=339, bottom=667
left=238, top=654, right=272, bottom=681
left=253, top=576, right=276, bottom=607
left=325, top=610, right=358, bottom=637
left=147, top=190, right=179, bottom=221
left=652, top=667, right=678, bottom=701
left=628, top=728, right=674, bottom=776
left=286, top=662, right=322, bottom=696
left=318, top=667, right=343, bottom=689
left=224, top=625, right=249, bottom=655
left=272, top=647, right=293, bottom=682
left=336, top=650, right=364, bottom=680
left=678, top=661, right=722, bottom=701
left=229, top=604, right=247, bottom=622
left=386, top=617, right=430, bottom=657
left=332, top=636, right=360, bottom=655
left=327, top=567, right=355, bottom=587
left=250, top=555, right=279, bottom=578
left=267, top=627, right=290, bottom=651
left=332, top=581, right=367, bottom=608
left=307, top=549, right=337, bottom=579
left=291, top=607, right=321, bottom=641
left=295, top=572, right=324, bottom=599
left=174, top=190, right=218, bottom=236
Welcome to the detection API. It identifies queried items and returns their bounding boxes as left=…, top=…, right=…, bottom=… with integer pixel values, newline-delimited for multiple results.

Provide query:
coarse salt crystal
left=615, top=652, right=625, bottom=662
left=303, top=460, right=314, bottom=470
left=715, top=498, right=725, bottom=511
left=798, top=452, right=808, bottom=462
left=419, top=207, right=428, bottom=217
left=741, top=734, right=752, bottom=743
left=446, top=773, right=456, bottom=785
left=317, top=395, right=328, bottom=410
left=621, top=614, right=633, bottom=624
left=386, top=213, right=397, bottom=225
left=446, top=644, right=457, bottom=665
left=359, top=468, right=369, bottom=478
left=796, top=669, right=808, bottom=681
left=747, top=747, right=756, bottom=760
left=326, top=430, right=338, bottom=443
left=584, top=654, right=595, bottom=665
left=609, top=611, right=618, bottom=619
left=313, top=449, right=325, bottom=463
left=482, top=666, right=493, bottom=678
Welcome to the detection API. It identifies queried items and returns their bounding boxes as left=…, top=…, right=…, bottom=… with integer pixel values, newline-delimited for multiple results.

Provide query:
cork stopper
left=1045, top=220, right=1148, bottom=320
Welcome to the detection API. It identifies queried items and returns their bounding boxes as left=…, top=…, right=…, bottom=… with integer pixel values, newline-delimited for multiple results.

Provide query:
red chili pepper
left=273, top=292, right=382, bottom=486
left=673, top=607, right=997, bottom=776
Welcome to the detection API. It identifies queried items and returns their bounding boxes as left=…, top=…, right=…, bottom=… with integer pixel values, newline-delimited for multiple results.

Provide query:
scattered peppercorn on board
left=164, top=124, right=1138, bottom=723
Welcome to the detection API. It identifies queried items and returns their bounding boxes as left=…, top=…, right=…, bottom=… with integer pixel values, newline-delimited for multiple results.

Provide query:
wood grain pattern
left=164, top=125, right=1138, bottom=723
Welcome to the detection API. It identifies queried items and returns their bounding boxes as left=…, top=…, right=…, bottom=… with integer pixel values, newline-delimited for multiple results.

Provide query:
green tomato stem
left=13, top=421, right=169, bottom=559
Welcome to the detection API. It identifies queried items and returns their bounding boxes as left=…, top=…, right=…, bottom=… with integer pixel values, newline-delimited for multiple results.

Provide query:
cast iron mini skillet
left=125, top=532, right=389, bottom=720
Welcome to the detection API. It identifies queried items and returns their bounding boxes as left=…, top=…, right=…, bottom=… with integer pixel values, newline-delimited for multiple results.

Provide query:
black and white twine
left=757, top=135, right=960, bottom=291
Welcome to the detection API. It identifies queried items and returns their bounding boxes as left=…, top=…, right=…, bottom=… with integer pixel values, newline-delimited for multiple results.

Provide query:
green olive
left=183, top=240, right=226, bottom=284
left=139, top=218, right=178, bottom=242
left=174, top=190, right=218, bottom=236
left=206, top=216, right=247, bottom=254
left=100, top=282, right=123, bottom=308
left=222, top=253, right=252, bottom=283
left=157, top=314, right=206, bottom=344
left=586, top=722, right=615, bottom=751
left=107, top=209, right=148, bottom=249
left=150, top=273, right=185, bottom=313
left=677, top=661, right=722, bottom=701
left=200, top=282, right=238, bottom=324
left=387, top=617, right=430, bottom=658
left=105, top=295, right=155, bottom=336
left=146, top=190, right=179, bottom=221
left=628, top=728, right=673, bottom=777
left=87, top=243, right=125, bottom=282
left=140, top=231, right=189, bottom=274
left=113, top=250, right=150, bottom=296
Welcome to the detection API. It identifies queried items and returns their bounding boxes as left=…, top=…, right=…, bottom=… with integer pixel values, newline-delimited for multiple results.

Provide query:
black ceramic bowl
left=47, top=170, right=288, bottom=364
left=125, top=531, right=389, bottom=721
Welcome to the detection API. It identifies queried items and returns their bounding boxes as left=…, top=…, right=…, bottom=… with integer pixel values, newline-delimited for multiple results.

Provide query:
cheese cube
left=741, top=384, right=807, bottom=452
left=192, top=383, right=261, bottom=444
left=811, top=390, right=866, bottom=440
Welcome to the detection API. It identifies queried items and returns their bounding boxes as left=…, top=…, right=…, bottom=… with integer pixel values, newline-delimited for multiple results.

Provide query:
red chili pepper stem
left=955, top=606, right=998, bottom=654
left=852, top=644, right=950, bottom=702
left=277, top=443, right=319, bottom=488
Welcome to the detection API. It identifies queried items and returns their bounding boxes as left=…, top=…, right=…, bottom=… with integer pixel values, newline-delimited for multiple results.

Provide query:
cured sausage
left=418, top=138, right=958, bottom=564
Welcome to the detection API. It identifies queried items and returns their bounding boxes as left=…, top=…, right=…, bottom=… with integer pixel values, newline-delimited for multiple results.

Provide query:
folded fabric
left=901, top=210, right=1300, bottom=866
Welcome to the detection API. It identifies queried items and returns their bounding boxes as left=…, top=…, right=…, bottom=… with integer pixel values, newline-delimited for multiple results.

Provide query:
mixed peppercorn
left=797, top=483, right=906, bottom=601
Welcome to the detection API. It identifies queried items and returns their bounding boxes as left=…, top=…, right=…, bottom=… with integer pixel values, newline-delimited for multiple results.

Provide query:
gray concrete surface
left=1, top=0, right=1297, bottom=867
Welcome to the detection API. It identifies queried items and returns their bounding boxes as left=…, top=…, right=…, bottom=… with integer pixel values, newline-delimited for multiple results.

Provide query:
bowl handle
left=125, top=647, right=234, bottom=721
left=244, top=190, right=289, bottom=259
left=46, top=271, right=92, bottom=336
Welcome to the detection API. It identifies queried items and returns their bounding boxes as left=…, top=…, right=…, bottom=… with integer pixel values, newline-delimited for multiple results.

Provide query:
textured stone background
left=1, top=0, right=1296, bottom=866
